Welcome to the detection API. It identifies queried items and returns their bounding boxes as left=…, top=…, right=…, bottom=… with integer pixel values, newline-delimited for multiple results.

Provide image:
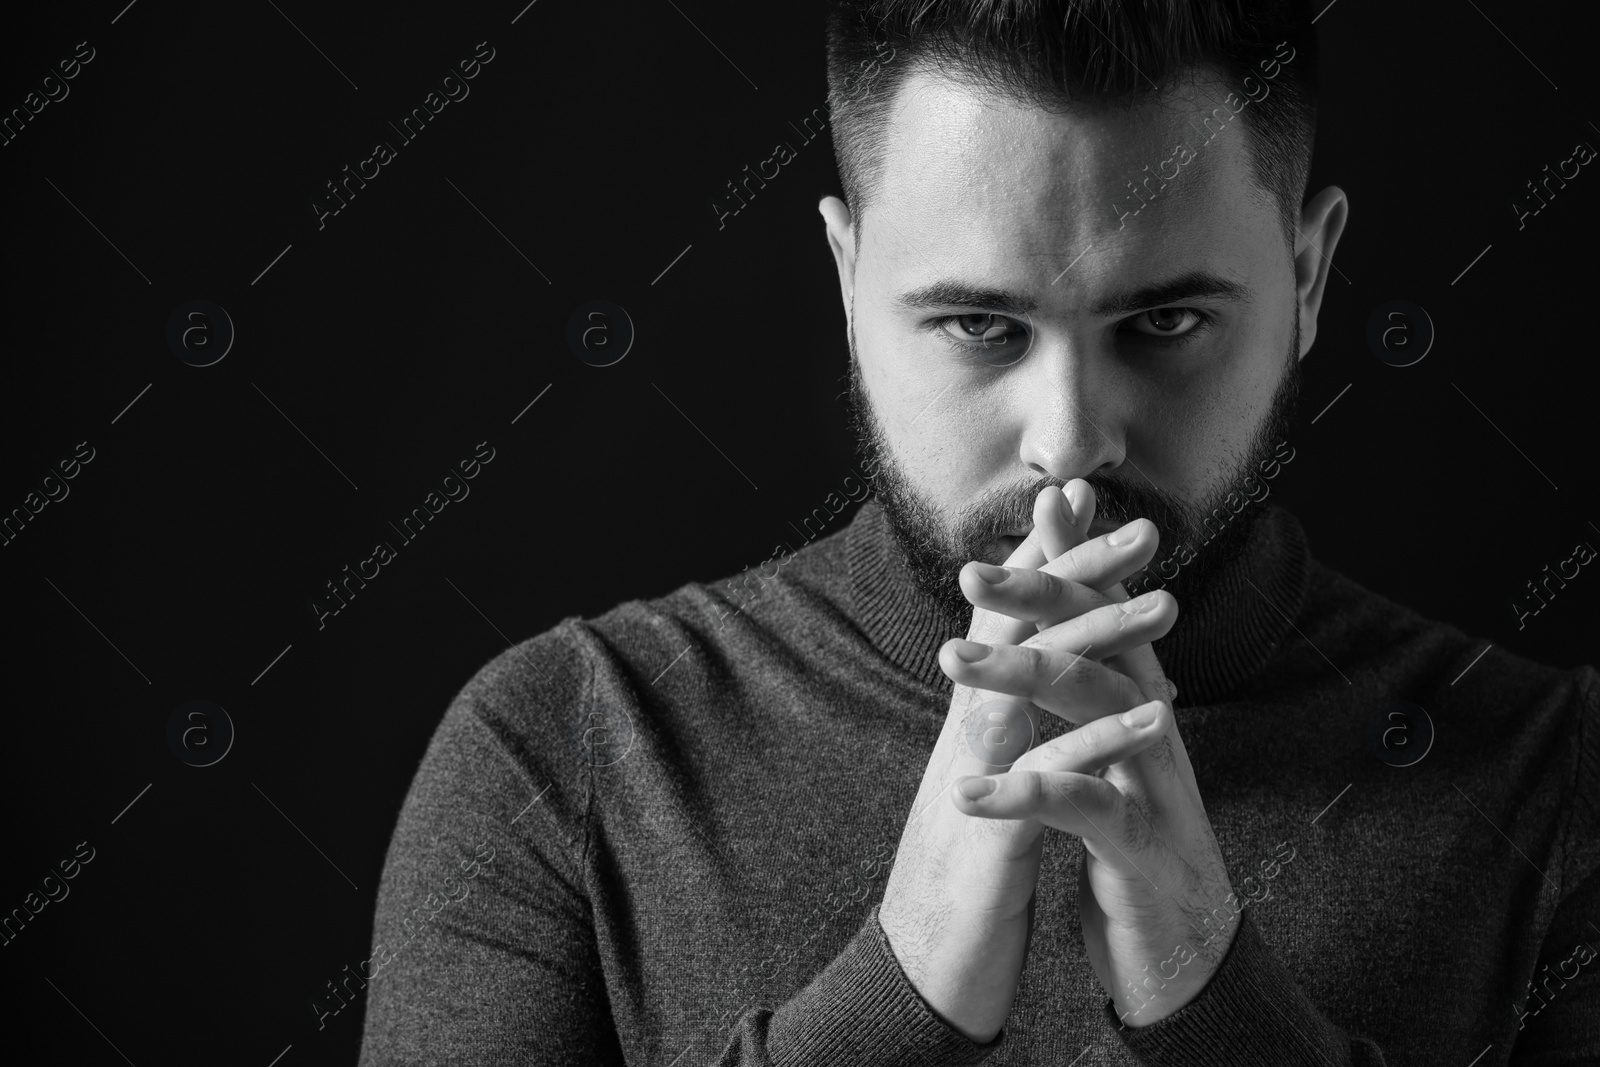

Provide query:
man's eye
left=1124, top=307, right=1212, bottom=338
left=935, top=313, right=1030, bottom=349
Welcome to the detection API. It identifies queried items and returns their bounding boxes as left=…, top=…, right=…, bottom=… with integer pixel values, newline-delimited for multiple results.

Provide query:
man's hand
left=943, top=480, right=1241, bottom=1028
left=876, top=480, right=1179, bottom=1043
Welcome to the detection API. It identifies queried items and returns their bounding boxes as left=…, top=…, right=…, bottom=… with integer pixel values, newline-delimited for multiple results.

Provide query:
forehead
left=868, top=65, right=1277, bottom=296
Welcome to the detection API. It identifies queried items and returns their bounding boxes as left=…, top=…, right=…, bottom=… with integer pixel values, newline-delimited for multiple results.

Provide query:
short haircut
left=824, top=0, right=1319, bottom=253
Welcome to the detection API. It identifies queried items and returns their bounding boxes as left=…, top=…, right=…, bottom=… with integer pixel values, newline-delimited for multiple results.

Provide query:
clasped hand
left=877, top=479, right=1239, bottom=1042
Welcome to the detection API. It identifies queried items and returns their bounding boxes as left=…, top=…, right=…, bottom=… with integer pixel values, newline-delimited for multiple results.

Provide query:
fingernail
left=958, top=776, right=998, bottom=799
left=952, top=640, right=992, bottom=663
left=970, top=562, right=1008, bottom=585
left=1120, top=702, right=1159, bottom=728
left=1124, top=591, right=1160, bottom=614
left=1107, top=523, right=1139, bottom=546
left=1057, top=489, right=1076, bottom=527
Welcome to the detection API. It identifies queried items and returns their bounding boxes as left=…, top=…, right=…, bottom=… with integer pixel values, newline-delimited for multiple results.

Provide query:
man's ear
left=1293, top=185, right=1349, bottom=360
left=819, top=196, right=857, bottom=333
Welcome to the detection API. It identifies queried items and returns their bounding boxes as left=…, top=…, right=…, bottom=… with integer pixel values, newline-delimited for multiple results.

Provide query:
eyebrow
left=890, top=270, right=1252, bottom=319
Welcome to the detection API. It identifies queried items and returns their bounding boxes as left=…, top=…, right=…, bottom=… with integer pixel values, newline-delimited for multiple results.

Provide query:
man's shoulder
left=1301, top=553, right=1597, bottom=728
left=447, top=597, right=690, bottom=736
left=454, top=519, right=859, bottom=724
left=424, top=602, right=693, bottom=806
left=1296, top=556, right=1599, bottom=884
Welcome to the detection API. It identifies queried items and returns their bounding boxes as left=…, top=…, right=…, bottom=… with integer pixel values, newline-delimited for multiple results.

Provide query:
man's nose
left=1014, top=339, right=1126, bottom=483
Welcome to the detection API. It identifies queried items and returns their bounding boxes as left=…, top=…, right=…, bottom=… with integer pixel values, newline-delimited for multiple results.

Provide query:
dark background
left=1, top=0, right=1594, bottom=1062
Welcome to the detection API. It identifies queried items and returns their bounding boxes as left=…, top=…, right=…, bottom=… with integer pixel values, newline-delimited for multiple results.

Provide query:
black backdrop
left=2, top=1, right=1595, bottom=1063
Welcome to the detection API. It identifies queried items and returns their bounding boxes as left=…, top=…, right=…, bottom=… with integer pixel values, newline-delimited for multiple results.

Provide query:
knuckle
left=1034, top=570, right=1066, bottom=604
left=1046, top=772, right=1081, bottom=806
left=1091, top=601, right=1126, bottom=634
left=1045, top=725, right=1094, bottom=769
left=1036, top=572, right=1075, bottom=614
left=1016, top=641, right=1048, bottom=675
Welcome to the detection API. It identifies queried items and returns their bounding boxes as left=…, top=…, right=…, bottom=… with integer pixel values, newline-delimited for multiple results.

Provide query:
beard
left=843, top=317, right=1302, bottom=632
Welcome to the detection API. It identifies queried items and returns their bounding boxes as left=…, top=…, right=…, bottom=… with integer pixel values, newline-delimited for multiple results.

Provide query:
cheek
left=1218, top=323, right=1293, bottom=432
left=938, top=394, right=1014, bottom=479
left=1144, top=324, right=1279, bottom=475
left=858, top=318, right=936, bottom=424
left=886, top=374, right=1008, bottom=500
left=859, top=338, right=986, bottom=507
left=1121, top=379, right=1213, bottom=483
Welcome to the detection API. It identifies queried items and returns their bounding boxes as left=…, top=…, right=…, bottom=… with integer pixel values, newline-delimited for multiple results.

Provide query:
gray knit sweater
left=353, top=500, right=1600, bottom=1065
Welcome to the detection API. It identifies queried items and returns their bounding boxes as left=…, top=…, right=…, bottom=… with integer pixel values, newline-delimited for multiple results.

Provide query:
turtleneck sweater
left=354, top=498, right=1600, bottom=1066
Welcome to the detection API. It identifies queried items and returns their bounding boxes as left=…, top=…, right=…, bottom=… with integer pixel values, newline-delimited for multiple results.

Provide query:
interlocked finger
left=941, top=635, right=1152, bottom=723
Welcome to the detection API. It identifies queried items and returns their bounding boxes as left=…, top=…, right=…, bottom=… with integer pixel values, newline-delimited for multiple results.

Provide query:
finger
left=1036, top=518, right=1160, bottom=597
left=1008, top=697, right=1174, bottom=777
left=954, top=763, right=1157, bottom=882
left=951, top=526, right=1055, bottom=779
left=1034, top=484, right=1080, bottom=562
left=958, top=565, right=1118, bottom=628
left=1003, top=523, right=1047, bottom=571
left=1094, top=597, right=1186, bottom=796
left=1058, top=481, right=1178, bottom=707
left=940, top=631, right=1159, bottom=723
left=965, top=527, right=1050, bottom=650
left=1105, top=642, right=1180, bottom=709
left=955, top=703, right=1175, bottom=878
left=1094, top=584, right=1182, bottom=709
left=954, top=768, right=1121, bottom=836
left=942, top=589, right=1176, bottom=688
left=1095, top=583, right=1181, bottom=708
left=1065, top=478, right=1097, bottom=535
left=961, top=523, right=1159, bottom=630
left=1045, top=483, right=1188, bottom=811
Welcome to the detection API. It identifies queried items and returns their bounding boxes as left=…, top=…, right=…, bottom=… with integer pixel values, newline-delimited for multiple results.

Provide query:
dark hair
left=824, top=0, right=1319, bottom=251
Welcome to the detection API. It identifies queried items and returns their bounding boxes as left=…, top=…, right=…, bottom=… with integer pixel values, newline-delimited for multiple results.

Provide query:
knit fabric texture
left=355, top=500, right=1600, bottom=1065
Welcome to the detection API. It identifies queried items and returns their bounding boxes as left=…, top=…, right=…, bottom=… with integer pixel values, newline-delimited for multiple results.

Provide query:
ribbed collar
left=843, top=499, right=1312, bottom=707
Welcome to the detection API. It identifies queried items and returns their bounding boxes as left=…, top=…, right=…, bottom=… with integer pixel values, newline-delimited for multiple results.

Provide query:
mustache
left=960, top=471, right=1183, bottom=542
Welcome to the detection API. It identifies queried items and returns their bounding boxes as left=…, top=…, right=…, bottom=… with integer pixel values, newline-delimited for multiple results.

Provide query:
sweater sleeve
left=356, top=649, right=625, bottom=1065
left=708, top=903, right=1006, bottom=1065
left=356, top=624, right=1004, bottom=1066
left=1102, top=906, right=1389, bottom=1065
left=1108, top=667, right=1600, bottom=1066
left=1509, top=666, right=1600, bottom=1061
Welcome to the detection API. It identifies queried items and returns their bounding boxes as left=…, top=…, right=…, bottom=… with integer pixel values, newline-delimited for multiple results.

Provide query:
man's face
left=826, top=64, right=1333, bottom=629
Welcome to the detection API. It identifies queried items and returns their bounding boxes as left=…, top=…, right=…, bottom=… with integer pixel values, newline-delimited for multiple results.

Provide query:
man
left=357, top=0, right=1600, bottom=1062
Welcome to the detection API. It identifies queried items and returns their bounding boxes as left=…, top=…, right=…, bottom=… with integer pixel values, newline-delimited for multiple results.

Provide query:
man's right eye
left=931, top=314, right=1032, bottom=364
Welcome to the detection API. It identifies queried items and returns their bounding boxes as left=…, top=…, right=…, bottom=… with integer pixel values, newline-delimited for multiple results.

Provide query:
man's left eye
left=1124, top=307, right=1210, bottom=338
